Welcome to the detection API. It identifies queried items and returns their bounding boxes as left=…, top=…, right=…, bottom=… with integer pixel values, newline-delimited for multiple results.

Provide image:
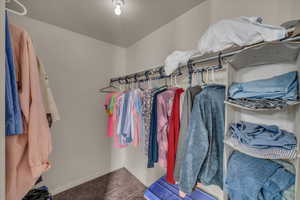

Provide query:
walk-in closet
left=1, top=0, right=300, bottom=200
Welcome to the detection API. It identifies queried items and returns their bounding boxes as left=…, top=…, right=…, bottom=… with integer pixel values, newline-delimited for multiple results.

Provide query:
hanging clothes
left=105, top=89, right=144, bottom=148
left=142, top=89, right=153, bottom=154
left=113, top=92, right=128, bottom=148
left=174, top=86, right=202, bottom=182
left=143, top=86, right=167, bottom=156
left=116, top=92, right=131, bottom=145
left=130, top=89, right=144, bottom=147
left=156, top=89, right=176, bottom=168
left=105, top=92, right=116, bottom=137
left=122, top=91, right=134, bottom=144
left=5, top=13, right=23, bottom=136
left=6, top=24, right=52, bottom=200
left=179, top=85, right=225, bottom=194
left=166, top=88, right=184, bottom=184
left=147, top=87, right=167, bottom=168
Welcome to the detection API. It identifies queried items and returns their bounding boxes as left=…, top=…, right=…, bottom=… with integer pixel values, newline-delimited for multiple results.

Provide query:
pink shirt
left=156, top=89, right=176, bottom=168
left=6, top=24, right=52, bottom=200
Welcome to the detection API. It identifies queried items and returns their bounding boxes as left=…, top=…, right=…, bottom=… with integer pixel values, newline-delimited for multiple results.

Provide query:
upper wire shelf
left=109, top=36, right=300, bottom=85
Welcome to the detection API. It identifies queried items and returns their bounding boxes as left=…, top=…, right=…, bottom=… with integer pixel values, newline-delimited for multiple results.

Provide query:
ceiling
left=6, top=0, right=206, bottom=47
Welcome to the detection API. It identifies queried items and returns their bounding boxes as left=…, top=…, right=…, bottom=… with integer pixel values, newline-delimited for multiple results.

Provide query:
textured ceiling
left=6, top=0, right=206, bottom=47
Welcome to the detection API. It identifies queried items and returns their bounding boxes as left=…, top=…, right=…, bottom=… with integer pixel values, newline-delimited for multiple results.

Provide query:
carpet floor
left=54, top=168, right=146, bottom=200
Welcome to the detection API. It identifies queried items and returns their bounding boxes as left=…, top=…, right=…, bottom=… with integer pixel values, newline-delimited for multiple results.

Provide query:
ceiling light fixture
left=112, top=0, right=124, bottom=16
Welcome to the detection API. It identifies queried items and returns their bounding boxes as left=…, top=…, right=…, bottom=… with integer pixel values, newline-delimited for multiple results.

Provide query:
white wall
left=0, top=1, right=5, bottom=200
left=9, top=15, right=127, bottom=195
left=122, top=0, right=300, bottom=199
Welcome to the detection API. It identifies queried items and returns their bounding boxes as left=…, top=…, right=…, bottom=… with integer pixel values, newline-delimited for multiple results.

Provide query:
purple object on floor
left=144, top=176, right=217, bottom=200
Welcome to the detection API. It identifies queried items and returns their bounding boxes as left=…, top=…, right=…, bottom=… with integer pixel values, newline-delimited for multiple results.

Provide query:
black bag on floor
left=23, top=186, right=52, bottom=200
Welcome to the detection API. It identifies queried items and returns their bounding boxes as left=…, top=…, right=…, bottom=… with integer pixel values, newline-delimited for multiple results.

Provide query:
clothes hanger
left=118, top=78, right=124, bottom=91
left=99, top=80, right=120, bottom=93
left=174, top=74, right=178, bottom=87
left=195, top=69, right=201, bottom=86
left=202, top=70, right=205, bottom=86
left=206, top=68, right=210, bottom=84
left=187, top=59, right=194, bottom=87
left=202, top=52, right=223, bottom=86
left=211, top=67, right=215, bottom=82
left=145, top=71, right=151, bottom=89
left=159, top=67, right=168, bottom=88
left=128, top=77, right=133, bottom=90
left=5, top=0, right=28, bottom=16
left=167, top=75, right=171, bottom=87
left=124, top=76, right=130, bottom=90
left=175, top=68, right=182, bottom=88
left=134, top=74, right=139, bottom=89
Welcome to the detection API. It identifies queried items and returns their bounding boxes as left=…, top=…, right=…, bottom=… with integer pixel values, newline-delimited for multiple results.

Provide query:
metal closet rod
left=110, top=35, right=300, bottom=84
left=110, top=52, right=230, bottom=84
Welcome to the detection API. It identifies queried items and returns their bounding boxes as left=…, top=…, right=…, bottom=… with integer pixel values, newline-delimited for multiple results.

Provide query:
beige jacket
left=6, top=24, right=52, bottom=200
left=37, top=57, right=60, bottom=122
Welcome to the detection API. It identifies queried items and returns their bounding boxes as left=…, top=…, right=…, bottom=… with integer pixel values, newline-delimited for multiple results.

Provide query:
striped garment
left=225, top=137, right=298, bottom=160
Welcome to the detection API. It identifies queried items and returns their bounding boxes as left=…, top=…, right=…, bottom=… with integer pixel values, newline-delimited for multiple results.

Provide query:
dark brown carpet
left=54, top=168, right=146, bottom=200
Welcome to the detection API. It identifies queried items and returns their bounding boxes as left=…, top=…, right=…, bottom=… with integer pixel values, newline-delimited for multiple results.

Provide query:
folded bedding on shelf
left=225, top=151, right=295, bottom=200
left=229, top=121, right=297, bottom=150
left=225, top=137, right=297, bottom=160
left=227, top=98, right=289, bottom=110
left=198, top=16, right=287, bottom=55
left=229, top=71, right=299, bottom=101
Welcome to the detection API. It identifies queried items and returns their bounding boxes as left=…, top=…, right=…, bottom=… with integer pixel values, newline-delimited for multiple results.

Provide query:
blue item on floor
left=144, top=176, right=217, bottom=200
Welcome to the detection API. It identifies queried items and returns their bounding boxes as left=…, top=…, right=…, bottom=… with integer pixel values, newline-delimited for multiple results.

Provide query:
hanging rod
left=110, top=35, right=300, bottom=84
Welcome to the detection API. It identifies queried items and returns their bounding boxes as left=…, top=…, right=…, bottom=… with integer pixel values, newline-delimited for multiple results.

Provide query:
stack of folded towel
left=228, top=71, right=299, bottom=110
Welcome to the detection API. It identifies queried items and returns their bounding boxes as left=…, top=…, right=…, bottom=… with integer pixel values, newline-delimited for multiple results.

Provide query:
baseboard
left=50, top=167, right=124, bottom=195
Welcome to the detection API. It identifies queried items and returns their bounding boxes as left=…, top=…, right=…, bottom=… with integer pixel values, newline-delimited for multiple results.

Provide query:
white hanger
left=206, top=69, right=210, bottom=83
left=5, top=0, right=28, bottom=16
left=196, top=71, right=201, bottom=85
left=174, top=74, right=179, bottom=87
left=147, top=77, right=151, bottom=89
left=211, top=67, right=215, bottom=82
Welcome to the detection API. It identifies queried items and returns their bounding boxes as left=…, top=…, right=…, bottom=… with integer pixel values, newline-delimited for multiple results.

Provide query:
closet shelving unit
left=107, top=36, right=300, bottom=200
left=223, top=39, right=300, bottom=200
